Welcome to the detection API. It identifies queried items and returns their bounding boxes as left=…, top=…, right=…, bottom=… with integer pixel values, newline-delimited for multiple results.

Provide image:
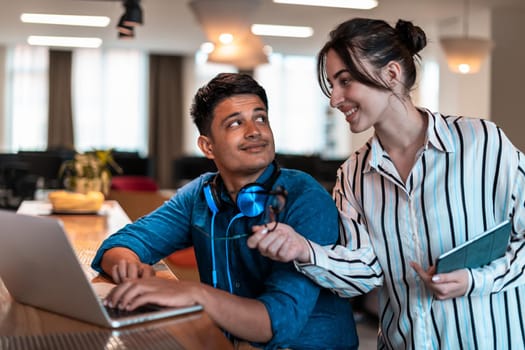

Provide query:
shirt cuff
left=293, top=240, right=331, bottom=271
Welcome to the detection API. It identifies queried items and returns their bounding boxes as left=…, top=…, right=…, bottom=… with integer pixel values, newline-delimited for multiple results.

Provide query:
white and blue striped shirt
left=299, top=110, right=525, bottom=349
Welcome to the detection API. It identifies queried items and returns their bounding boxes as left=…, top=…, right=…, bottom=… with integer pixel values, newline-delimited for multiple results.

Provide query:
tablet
left=435, top=220, right=511, bottom=274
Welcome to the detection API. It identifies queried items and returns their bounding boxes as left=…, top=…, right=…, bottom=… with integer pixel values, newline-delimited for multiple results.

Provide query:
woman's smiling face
left=325, top=49, right=393, bottom=134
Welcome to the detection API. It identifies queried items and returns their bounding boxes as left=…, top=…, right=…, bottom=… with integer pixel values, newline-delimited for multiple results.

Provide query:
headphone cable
left=224, top=213, right=244, bottom=294
left=210, top=212, right=218, bottom=288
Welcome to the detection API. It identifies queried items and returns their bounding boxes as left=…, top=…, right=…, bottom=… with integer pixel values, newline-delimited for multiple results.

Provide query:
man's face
left=198, top=94, right=275, bottom=179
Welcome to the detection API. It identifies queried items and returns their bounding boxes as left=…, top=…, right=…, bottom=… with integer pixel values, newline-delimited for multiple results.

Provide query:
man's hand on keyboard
left=111, top=259, right=155, bottom=284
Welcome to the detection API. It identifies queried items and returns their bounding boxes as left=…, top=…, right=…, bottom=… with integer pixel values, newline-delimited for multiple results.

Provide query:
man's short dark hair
left=190, top=73, right=269, bottom=136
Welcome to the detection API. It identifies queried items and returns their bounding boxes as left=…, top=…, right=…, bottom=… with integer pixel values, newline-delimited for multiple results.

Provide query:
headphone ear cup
left=203, top=182, right=221, bottom=214
left=237, top=184, right=267, bottom=217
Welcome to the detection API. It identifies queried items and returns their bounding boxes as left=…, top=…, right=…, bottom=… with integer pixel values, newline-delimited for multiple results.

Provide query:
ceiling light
left=116, top=0, right=142, bottom=39
left=208, top=41, right=269, bottom=70
left=273, top=0, right=378, bottom=10
left=439, top=0, right=493, bottom=74
left=251, top=24, right=313, bottom=38
left=263, top=45, right=273, bottom=56
left=118, top=31, right=134, bottom=40
left=188, top=0, right=268, bottom=69
left=440, top=37, right=493, bottom=74
left=117, top=14, right=134, bottom=36
left=118, top=27, right=134, bottom=38
left=122, top=0, right=143, bottom=27
left=20, top=13, right=110, bottom=27
left=219, top=33, right=234, bottom=44
left=200, top=42, right=215, bottom=54
left=27, top=35, right=102, bottom=48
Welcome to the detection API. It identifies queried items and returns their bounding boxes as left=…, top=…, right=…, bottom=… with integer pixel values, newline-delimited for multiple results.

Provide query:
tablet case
left=435, top=220, right=511, bottom=274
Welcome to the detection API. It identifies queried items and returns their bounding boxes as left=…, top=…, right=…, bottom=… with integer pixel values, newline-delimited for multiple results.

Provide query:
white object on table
left=17, top=200, right=131, bottom=234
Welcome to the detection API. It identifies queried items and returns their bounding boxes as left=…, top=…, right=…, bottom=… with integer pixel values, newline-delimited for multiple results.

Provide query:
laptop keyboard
left=105, top=303, right=165, bottom=319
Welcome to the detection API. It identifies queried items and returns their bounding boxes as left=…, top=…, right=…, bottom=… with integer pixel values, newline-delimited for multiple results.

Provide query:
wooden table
left=0, top=200, right=233, bottom=349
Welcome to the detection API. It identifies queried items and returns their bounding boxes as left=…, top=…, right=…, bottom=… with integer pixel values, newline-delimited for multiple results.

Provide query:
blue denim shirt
left=92, top=164, right=358, bottom=349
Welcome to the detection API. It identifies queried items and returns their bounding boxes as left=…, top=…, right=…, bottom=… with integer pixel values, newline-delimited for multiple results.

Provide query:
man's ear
left=197, top=135, right=214, bottom=160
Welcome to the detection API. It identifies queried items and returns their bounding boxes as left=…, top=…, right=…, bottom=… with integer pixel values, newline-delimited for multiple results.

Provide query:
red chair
left=110, top=175, right=159, bottom=191
left=166, top=246, right=197, bottom=268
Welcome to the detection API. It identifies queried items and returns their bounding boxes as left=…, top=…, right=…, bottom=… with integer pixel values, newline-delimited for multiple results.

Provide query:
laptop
left=0, top=210, right=202, bottom=328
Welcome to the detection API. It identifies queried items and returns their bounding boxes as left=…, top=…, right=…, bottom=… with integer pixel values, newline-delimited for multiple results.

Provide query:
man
left=92, top=73, right=358, bottom=349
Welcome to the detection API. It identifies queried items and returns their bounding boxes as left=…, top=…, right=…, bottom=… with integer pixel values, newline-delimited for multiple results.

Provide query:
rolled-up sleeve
left=91, top=183, right=197, bottom=273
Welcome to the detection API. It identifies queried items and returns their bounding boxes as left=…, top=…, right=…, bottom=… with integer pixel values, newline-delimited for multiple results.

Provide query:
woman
left=248, top=18, right=525, bottom=349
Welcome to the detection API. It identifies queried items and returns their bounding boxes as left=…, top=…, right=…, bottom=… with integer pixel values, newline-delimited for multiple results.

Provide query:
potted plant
left=59, top=149, right=123, bottom=196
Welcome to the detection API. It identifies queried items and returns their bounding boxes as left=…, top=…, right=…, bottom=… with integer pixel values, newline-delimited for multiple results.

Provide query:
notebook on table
left=0, top=209, right=202, bottom=328
left=435, top=220, right=511, bottom=274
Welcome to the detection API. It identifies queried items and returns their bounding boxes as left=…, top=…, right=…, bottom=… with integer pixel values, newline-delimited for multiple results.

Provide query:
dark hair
left=317, top=18, right=427, bottom=97
left=190, top=73, right=269, bottom=136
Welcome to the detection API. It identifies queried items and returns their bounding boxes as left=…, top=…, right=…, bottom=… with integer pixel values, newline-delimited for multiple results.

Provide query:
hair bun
left=395, top=19, right=427, bottom=55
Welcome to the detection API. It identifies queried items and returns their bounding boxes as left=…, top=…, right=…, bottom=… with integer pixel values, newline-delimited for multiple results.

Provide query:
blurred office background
left=0, top=0, right=523, bottom=191
left=0, top=2, right=523, bottom=342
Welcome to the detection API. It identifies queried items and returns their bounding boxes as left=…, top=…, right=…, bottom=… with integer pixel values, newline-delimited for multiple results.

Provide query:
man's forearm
left=195, top=284, right=273, bottom=342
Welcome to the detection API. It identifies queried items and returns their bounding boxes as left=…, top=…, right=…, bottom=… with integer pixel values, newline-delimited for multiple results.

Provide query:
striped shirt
left=299, top=110, right=525, bottom=349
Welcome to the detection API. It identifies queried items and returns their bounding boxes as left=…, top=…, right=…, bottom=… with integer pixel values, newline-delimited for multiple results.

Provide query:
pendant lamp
left=439, top=0, right=493, bottom=74
left=188, top=0, right=269, bottom=69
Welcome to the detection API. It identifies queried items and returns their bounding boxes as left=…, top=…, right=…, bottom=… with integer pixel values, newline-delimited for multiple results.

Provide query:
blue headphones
left=203, top=161, right=281, bottom=217
left=203, top=161, right=281, bottom=292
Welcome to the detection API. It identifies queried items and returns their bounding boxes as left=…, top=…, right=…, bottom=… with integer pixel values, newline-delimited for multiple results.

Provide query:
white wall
left=0, top=46, right=5, bottom=151
left=437, top=9, right=492, bottom=119
left=490, top=6, right=525, bottom=152
left=182, top=56, right=200, bottom=155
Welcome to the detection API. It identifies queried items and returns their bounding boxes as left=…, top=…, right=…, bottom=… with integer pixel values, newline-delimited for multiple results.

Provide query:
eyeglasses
left=201, top=186, right=287, bottom=241
left=262, top=186, right=287, bottom=233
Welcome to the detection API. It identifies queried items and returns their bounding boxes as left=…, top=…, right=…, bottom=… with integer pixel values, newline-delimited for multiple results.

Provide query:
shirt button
left=235, top=282, right=241, bottom=288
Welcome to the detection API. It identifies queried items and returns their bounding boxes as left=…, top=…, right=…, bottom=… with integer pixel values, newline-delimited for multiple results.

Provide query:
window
left=190, top=52, right=328, bottom=156
left=72, top=48, right=148, bottom=155
left=5, top=46, right=148, bottom=155
left=255, top=54, right=325, bottom=155
left=184, top=52, right=237, bottom=155
left=5, top=45, right=48, bottom=151
left=417, top=60, right=439, bottom=112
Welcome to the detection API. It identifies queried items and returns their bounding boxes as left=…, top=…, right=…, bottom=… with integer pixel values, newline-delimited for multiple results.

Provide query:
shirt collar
left=424, top=108, right=456, bottom=153
left=216, top=160, right=278, bottom=204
